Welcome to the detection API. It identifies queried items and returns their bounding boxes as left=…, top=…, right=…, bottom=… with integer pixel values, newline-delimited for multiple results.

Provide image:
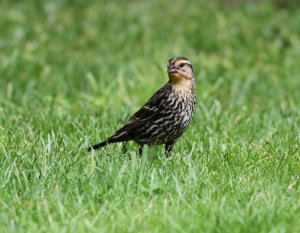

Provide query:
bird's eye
left=179, top=63, right=185, bottom=68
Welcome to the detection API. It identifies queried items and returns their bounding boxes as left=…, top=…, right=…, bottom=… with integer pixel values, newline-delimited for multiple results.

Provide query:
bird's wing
left=114, top=83, right=171, bottom=135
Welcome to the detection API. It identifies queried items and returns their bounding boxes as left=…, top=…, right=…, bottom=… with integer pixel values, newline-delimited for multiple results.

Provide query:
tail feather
left=88, top=131, right=129, bottom=152
left=88, top=140, right=110, bottom=152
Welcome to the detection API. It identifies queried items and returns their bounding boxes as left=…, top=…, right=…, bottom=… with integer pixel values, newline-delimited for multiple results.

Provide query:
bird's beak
left=167, top=66, right=178, bottom=74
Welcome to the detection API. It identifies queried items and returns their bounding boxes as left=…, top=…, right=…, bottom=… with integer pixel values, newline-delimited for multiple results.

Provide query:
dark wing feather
left=111, top=82, right=171, bottom=139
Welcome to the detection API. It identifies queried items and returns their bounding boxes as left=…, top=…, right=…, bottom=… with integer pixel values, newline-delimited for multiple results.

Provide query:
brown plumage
left=88, top=56, right=196, bottom=155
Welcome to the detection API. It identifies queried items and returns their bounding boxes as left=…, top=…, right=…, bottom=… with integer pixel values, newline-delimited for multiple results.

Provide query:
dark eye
left=179, top=63, right=185, bottom=68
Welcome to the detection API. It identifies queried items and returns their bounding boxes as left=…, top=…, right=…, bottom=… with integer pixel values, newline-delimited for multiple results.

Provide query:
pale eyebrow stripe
left=174, top=60, right=191, bottom=66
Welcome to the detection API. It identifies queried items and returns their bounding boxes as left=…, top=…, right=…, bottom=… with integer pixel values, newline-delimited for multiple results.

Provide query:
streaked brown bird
left=89, top=56, right=196, bottom=155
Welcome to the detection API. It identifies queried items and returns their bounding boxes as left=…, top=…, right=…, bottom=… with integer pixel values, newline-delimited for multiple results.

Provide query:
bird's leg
left=165, top=141, right=175, bottom=154
left=138, top=144, right=145, bottom=156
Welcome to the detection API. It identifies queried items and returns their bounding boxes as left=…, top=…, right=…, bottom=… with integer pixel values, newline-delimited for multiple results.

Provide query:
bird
left=88, top=56, right=196, bottom=155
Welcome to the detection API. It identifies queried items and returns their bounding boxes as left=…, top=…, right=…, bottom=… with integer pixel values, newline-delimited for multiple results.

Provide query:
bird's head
left=167, top=57, right=194, bottom=84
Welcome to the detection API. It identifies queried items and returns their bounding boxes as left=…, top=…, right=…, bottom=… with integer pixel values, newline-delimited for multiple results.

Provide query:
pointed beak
left=167, top=66, right=178, bottom=74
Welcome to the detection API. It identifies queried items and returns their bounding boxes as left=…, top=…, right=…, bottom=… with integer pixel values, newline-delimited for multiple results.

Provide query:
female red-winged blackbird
left=89, top=57, right=196, bottom=155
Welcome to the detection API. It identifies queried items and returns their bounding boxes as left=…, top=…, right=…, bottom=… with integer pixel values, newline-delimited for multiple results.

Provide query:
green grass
left=1, top=0, right=300, bottom=232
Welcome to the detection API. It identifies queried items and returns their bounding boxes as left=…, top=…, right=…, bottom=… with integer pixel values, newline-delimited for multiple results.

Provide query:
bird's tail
left=88, top=132, right=129, bottom=152
left=88, top=140, right=111, bottom=152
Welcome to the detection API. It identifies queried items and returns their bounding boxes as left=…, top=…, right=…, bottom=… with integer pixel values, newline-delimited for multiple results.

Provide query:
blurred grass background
left=0, top=0, right=300, bottom=232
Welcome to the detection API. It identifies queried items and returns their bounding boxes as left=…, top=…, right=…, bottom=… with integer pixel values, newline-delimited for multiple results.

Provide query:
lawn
left=0, top=0, right=300, bottom=232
